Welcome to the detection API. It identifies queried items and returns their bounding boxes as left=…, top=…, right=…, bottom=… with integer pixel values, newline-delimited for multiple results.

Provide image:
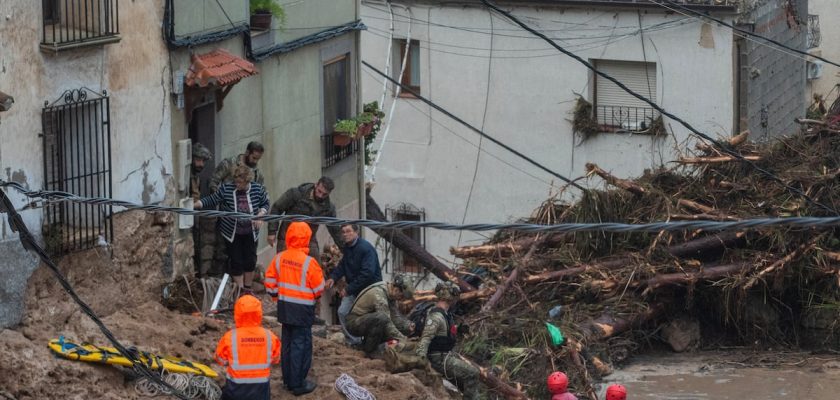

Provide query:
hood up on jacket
left=234, top=294, right=263, bottom=328
left=285, top=221, right=312, bottom=254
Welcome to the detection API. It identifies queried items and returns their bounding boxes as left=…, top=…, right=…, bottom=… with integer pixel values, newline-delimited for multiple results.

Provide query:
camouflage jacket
left=416, top=310, right=449, bottom=358
left=349, top=282, right=411, bottom=337
left=267, top=183, right=342, bottom=247
left=209, top=154, right=265, bottom=193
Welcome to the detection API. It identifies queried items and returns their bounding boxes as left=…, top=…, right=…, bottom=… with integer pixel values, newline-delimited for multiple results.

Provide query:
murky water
left=597, top=351, right=840, bottom=399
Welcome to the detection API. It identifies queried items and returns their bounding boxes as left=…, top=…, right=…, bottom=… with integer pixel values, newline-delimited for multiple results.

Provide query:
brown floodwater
left=597, top=351, right=840, bottom=399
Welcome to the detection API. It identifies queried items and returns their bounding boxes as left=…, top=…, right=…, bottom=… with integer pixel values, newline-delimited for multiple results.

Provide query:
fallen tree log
left=677, top=155, right=761, bottom=164
left=457, top=354, right=530, bottom=399
left=644, top=262, right=751, bottom=291
left=695, top=130, right=750, bottom=153
left=366, top=191, right=476, bottom=293
left=666, top=231, right=747, bottom=259
left=482, top=236, right=546, bottom=312
left=669, top=213, right=739, bottom=221
left=579, top=303, right=665, bottom=342
left=585, top=163, right=646, bottom=195
left=450, top=233, right=566, bottom=259
left=523, top=257, right=632, bottom=285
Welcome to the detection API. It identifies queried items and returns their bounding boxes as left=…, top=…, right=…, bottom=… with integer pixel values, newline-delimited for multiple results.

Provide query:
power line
left=479, top=0, right=837, bottom=215
left=655, top=0, right=840, bottom=69
left=4, top=181, right=840, bottom=234
left=361, top=60, right=586, bottom=191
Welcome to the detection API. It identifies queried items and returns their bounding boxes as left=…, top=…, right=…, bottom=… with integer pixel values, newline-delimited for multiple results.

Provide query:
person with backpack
left=345, top=275, right=414, bottom=357
left=414, top=281, right=481, bottom=400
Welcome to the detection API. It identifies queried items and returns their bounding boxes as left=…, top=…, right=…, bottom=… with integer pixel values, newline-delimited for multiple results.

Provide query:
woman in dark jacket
left=195, top=164, right=269, bottom=294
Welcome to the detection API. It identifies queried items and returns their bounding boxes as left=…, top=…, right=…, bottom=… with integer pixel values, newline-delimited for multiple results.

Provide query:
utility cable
left=5, top=181, right=840, bottom=234
left=479, top=0, right=837, bottom=215
left=361, top=61, right=585, bottom=191
left=0, top=189, right=192, bottom=400
left=655, top=0, right=840, bottom=69
left=213, top=0, right=237, bottom=29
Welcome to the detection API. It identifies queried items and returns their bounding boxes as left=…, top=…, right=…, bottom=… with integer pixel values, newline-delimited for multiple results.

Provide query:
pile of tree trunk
left=409, top=129, right=840, bottom=399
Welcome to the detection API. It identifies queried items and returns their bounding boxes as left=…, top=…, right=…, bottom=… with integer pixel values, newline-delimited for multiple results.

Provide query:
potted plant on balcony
left=332, top=119, right=359, bottom=147
left=250, top=0, right=285, bottom=31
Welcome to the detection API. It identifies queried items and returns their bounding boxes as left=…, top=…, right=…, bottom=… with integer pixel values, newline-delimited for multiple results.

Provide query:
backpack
left=407, top=301, right=436, bottom=337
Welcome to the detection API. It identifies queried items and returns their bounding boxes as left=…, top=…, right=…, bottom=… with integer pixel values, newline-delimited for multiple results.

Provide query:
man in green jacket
left=209, top=141, right=265, bottom=192
left=266, top=176, right=342, bottom=259
left=345, top=276, right=414, bottom=356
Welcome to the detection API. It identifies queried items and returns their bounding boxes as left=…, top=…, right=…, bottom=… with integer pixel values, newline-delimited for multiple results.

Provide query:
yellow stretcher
left=48, top=337, right=218, bottom=378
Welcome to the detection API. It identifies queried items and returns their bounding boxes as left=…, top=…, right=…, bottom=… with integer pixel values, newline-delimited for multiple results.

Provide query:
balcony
left=595, top=105, right=661, bottom=134
left=40, top=0, right=120, bottom=53
left=807, top=14, right=821, bottom=50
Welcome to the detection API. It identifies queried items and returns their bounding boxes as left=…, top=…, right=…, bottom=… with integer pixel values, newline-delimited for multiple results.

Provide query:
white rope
left=134, top=368, right=221, bottom=400
left=334, top=373, right=376, bottom=400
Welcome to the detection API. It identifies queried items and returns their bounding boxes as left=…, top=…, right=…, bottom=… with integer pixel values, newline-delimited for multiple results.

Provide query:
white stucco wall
left=360, top=2, right=735, bottom=281
left=807, top=0, right=840, bottom=101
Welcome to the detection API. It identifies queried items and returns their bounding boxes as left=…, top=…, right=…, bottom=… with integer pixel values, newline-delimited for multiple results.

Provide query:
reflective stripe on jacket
left=264, top=222, right=325, bottom=326
left=215, top=295, right=280, bottom=384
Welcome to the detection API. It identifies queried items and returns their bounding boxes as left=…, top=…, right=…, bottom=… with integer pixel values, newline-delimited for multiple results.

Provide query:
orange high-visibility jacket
left=214, top=295, right=280, bottom=384
left=264, top=222, right=325, bottom=326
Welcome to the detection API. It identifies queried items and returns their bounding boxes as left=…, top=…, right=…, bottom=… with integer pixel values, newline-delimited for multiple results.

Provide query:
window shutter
left=595, top=60, right=657, bottom=108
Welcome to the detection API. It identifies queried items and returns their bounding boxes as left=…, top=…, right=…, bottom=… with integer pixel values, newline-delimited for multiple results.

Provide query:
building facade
left=360, top=0, right=737, bottom=284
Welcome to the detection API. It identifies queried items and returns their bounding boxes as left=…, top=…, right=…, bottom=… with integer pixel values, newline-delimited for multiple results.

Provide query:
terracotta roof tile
left=185, top=49, right=258, bottom=88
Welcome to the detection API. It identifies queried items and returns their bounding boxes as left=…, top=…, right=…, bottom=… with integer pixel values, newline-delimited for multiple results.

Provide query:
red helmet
left=546, top=371, right=569, bottom=394
left=606, top=384, right=627, bottom=400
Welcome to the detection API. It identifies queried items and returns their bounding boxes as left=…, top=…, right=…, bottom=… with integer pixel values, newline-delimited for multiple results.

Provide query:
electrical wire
left=6, top=181, right=840, bottom=234
left=479, top=0, right=837, bottom=215
left=362, top=61, right=585, bottom=191
left=655, top=0, right=840, bottom=69
left=0, top=189, right=192, bottom=400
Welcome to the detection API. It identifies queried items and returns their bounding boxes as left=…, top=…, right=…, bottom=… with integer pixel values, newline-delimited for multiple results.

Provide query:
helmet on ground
left=547, top=371, right=569, bottom=394
left=606, top=384, right=626, bottom=400
left=192, top=142, right=212, bottom=161
left=434, top=281, right=460, bottom=301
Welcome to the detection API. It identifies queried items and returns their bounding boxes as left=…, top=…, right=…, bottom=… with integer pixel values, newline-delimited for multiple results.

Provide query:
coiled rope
left=334, top=373, right=375, bottom=400
left=134, top=368, right=221, bottom=400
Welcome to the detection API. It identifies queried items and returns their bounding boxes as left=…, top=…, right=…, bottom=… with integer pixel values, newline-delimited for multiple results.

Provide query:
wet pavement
left=597, top=351, right=840, bottom=399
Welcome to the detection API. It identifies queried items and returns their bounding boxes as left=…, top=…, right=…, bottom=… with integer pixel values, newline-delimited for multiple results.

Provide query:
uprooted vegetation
left=439, top=128, right=840, bottom=399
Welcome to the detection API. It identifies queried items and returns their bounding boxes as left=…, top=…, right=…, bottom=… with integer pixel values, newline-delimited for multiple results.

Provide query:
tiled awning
left=185, top=49, right=258, bottom=88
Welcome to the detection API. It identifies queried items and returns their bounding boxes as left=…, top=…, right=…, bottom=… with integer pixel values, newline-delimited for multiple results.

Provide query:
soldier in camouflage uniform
left=266, top=176, right=342, bottom=260
left=416, top=281, right=482, bottom=400
left=190, top=142, right=213, bottom=200
left=209, top=141, right=265, bottom=192
left=345, top=276, right=414, bottom=356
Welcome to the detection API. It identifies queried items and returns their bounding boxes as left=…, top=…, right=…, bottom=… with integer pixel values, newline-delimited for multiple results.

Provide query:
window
left=322, top=54, right=358, bottom=168
left=42, top=88, right=113, bottom=256
left=394, top=39, right=420, bottom=96
left=386, top=204, right=425, bottom=275
left=41, top=0, right=121, bottom=53
left=593, top=60, right=659, bottom=133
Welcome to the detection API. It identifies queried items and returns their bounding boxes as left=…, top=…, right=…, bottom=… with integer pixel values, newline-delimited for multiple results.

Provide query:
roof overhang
left=185, top=49, right=258, bottom=88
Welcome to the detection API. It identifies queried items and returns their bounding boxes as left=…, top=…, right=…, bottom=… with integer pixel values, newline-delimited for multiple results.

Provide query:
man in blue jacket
left=325, top=223, right=382, bottom=345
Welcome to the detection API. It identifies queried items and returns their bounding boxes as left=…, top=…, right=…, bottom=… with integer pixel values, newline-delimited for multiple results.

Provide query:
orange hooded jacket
left=214, top=295, right=280, bottom=384
left=264, top=222, right=325, bottom=326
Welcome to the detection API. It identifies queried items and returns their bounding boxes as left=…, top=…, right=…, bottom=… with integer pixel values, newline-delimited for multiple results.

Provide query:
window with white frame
left=593, top=60, right=659, bottom=132
left=394, top=39, right=420, bottom=96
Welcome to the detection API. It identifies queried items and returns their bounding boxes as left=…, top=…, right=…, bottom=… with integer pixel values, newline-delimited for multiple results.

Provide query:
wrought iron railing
left=41, top=0, right=120, bottom=51
left=385, top=204, right=425, bottom=275
left=321, top=134, right=358, bottom=168
left=807, top=14, right=821, bottom=49
left=42, top=88, right=113, bottom=256
left=595, top=105, right=660, bottom=133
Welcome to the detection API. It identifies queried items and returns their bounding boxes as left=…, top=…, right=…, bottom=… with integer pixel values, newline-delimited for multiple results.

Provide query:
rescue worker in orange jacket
left=214, top=294, right=280, bottom=400
left=264, top=222, right=325, bottom=396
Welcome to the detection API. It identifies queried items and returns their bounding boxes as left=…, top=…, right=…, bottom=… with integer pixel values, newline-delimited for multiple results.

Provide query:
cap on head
left=392, top=274, right=414, bottom=299
left=606, top=384, right=626, bottom=400
left=547, top=371, right=569, bottom=394
left=192, top=143, right=212, bottom=161
left=434, top=281, right=460, bottom=301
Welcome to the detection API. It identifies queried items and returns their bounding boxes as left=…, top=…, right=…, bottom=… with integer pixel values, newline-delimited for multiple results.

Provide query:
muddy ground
left=0, top=212, right=452, bottom=400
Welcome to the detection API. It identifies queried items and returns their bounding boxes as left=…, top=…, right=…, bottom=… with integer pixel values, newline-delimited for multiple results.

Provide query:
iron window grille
left=41, top=0, right=121, bottom=53
left=385, top=203, right=425, bottom=275
left=42, top=88, right=113, bottom=256
left=807, top=14, right=821, bottom=49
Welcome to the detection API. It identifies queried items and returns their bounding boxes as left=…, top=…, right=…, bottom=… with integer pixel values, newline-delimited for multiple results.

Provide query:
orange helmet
left=547, top=371, right=569, bottom=394
left=606, top=384, right=627, bottom=400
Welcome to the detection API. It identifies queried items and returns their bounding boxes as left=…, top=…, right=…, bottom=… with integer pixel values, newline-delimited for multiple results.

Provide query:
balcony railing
left=595, top=105, right=660, bottom=133
left=321, top=134, right=359, bottom=168
left=41, top=0, right=120, bottom=52
left=807, top=14, right=821, bottom=49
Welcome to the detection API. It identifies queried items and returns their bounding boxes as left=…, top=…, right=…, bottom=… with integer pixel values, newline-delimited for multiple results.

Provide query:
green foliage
left=249, top=0, right=285, bottom=23
left=362, top=101, right=385, bottom=166
left=333, top=119, right=359, bottom=135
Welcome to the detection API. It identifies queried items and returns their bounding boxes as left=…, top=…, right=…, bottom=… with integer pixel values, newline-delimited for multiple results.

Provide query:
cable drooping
left=5, top=181, right=840, bottom=234
left=360, top=61, right=585, bottom=191
left=478, top=0, right=836, bottom=215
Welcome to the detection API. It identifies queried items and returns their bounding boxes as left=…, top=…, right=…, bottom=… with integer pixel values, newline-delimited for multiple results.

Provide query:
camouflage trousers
left=428, top=352, right=482, bottom=400
left=346, top=312, right=405, bottom=354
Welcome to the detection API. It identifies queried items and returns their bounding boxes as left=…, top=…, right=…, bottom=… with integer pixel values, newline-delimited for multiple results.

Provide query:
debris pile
left=443, top=129, right=840, bottom=398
